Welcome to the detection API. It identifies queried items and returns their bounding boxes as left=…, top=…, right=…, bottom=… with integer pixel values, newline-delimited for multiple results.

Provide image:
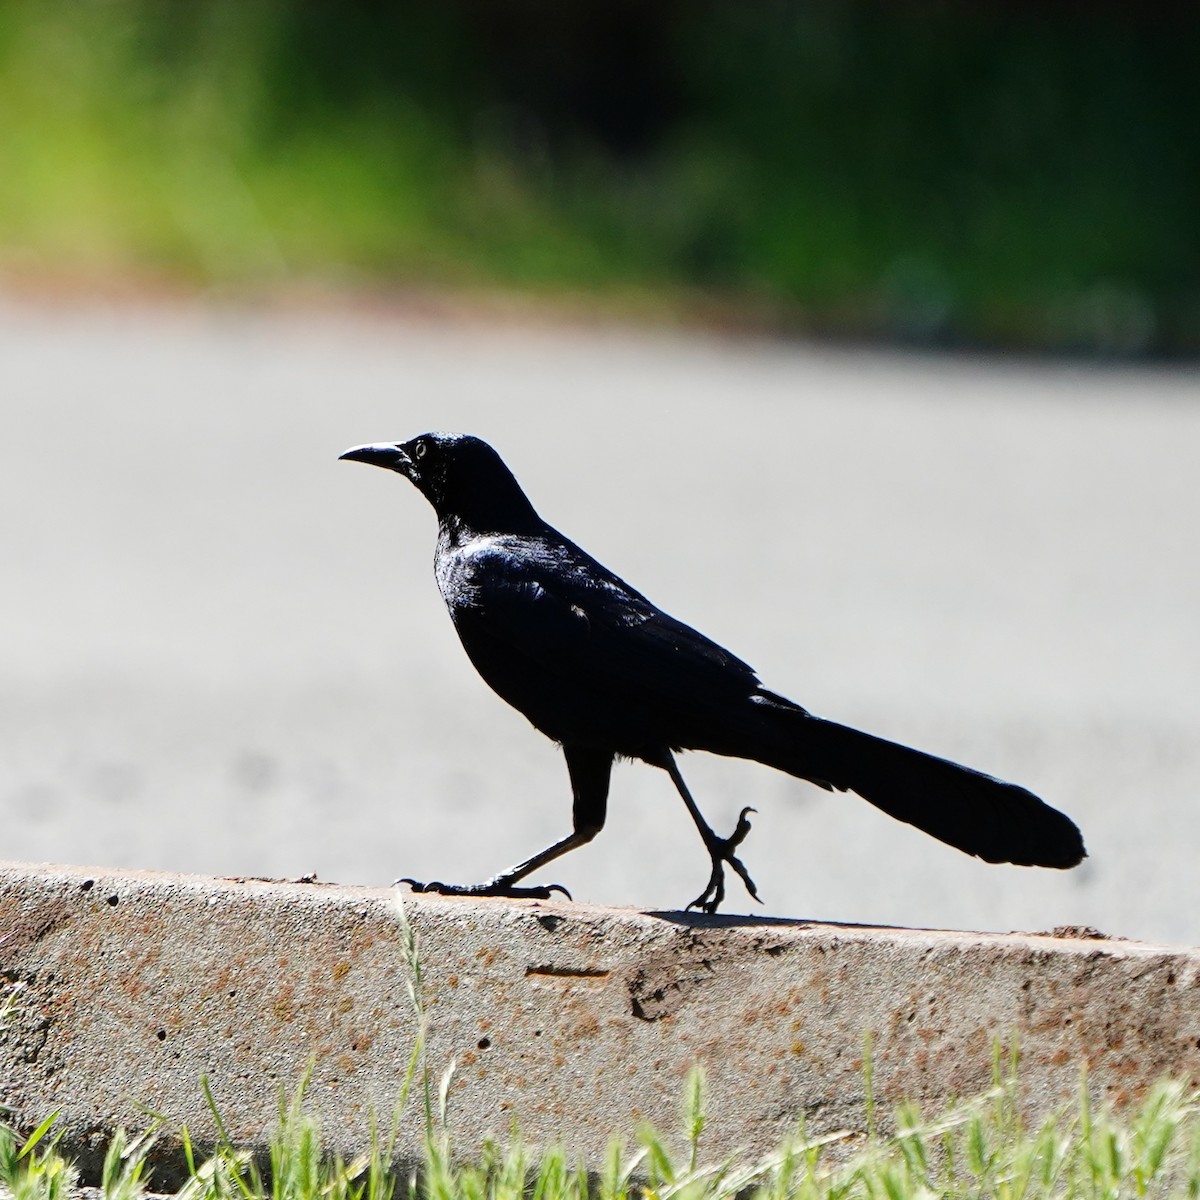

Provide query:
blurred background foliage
left=0, top=0, right=1196, bottom=353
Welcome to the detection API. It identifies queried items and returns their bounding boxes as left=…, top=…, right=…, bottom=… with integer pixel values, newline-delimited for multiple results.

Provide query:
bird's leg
left=660, top=750, right=761, bottom=914
left=399, top=832, right=578, bottom=901
left=399, top=746, right=612, bottom=902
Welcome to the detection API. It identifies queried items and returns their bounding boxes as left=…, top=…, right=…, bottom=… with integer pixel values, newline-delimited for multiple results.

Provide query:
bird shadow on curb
left=641, top=909, right=911, bottom=933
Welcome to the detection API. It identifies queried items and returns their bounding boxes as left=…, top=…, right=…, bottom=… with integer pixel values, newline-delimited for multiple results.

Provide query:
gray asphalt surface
left=2, top=297, right=1197, bottom=944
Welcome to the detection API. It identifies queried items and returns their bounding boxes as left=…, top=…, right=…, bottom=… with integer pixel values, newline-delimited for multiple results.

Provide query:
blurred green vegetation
left=0, top=0, right=1196, bottom=353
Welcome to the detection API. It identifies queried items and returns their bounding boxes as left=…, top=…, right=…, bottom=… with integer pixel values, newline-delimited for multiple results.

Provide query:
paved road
left=2, top=297, right=1197, bottom=944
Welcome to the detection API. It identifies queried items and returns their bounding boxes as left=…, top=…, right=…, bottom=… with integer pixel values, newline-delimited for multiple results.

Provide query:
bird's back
left=436, top=522, right=772, bottom=759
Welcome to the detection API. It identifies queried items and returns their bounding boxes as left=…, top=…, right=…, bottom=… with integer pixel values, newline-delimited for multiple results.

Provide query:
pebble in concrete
left=1, top=862, right=1198, bottom=1186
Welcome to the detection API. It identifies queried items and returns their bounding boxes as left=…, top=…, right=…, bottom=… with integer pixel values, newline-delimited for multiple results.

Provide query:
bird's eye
left=414, top=440, right=428, bottom=459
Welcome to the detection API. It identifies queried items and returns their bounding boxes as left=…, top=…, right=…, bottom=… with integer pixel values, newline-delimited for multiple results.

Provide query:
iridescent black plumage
left=340, top=432, right=1085, bottom=913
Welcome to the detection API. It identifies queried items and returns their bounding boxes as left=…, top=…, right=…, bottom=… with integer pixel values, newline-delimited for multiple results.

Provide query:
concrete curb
left=2, top=862, right=1198, bottom=1185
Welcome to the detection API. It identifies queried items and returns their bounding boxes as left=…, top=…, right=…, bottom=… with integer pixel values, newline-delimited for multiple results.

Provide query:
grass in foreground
left=1, top=1066, right=1199, bottom=1200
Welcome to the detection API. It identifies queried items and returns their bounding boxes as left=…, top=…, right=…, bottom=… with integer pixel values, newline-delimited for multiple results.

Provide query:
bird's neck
left=435, top=487, right=544, bottom=543
left=439, top=506, right=542, bottom=547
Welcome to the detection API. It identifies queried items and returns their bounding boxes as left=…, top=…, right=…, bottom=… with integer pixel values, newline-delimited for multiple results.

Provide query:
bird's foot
left=686, top=807, right=762, bottom=915
left=396, top=877, right=572, bottom=902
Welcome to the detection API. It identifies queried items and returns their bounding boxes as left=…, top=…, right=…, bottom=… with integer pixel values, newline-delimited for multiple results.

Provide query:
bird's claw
left=686, top=807, right=762, bottom=914
left=396, top=877, right=572, bottom=902
left=729, top=805, right=756, bottom=849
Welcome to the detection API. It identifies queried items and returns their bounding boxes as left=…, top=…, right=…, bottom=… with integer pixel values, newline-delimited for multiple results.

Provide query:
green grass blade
left=18, top=1112, right=61, bottom=1159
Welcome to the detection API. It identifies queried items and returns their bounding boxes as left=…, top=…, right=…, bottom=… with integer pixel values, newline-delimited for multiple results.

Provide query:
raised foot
left=686, top=807, right=762, bottom=915
left=396, top=877, right=572, bottom=902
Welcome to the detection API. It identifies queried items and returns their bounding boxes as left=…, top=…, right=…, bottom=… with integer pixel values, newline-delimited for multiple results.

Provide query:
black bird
left=340, top=432, right=1085, bottom=913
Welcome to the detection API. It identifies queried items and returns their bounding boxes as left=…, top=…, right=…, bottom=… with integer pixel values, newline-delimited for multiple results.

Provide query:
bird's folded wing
left=461, top=557, right=763, bottom=711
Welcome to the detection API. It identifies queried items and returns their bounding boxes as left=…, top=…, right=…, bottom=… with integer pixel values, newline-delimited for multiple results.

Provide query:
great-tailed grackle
left=340, top=432, right=1085, bottom=913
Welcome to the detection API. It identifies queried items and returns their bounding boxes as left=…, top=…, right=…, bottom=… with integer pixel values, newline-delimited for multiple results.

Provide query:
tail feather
left=726, top=696, right=1085, bottom=868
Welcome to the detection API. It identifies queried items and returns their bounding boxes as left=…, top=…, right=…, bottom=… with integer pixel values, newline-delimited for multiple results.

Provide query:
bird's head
left=339, top=432, right=540, bottom=533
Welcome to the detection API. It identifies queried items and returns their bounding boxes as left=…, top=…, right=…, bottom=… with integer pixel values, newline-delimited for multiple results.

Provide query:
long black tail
left=727, top=693, right=1086, bottom=868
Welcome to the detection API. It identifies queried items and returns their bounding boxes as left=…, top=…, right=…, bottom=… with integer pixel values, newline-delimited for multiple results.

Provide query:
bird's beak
left=338, top=442, right=414, bottom=477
